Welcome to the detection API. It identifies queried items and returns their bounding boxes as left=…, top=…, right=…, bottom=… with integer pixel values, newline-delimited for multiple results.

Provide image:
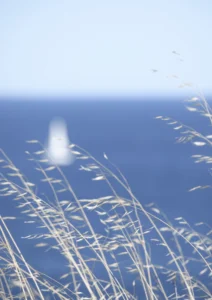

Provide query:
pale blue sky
left=0, top=1, right=212, bottom=98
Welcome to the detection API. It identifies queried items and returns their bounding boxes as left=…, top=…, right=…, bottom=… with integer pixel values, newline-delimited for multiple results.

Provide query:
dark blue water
left=0, top=99, right=211, bottom=297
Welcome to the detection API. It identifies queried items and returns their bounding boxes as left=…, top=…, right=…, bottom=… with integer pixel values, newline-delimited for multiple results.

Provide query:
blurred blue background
left=0, top=99, right=211, bottom=277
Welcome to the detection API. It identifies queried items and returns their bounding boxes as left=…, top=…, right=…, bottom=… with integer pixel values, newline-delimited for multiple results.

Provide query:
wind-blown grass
left=0, top=96, right=211, bottom=299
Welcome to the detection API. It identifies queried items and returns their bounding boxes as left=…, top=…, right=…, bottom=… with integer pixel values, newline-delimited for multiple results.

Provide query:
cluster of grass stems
left=0, top=95, right=211, bottom=299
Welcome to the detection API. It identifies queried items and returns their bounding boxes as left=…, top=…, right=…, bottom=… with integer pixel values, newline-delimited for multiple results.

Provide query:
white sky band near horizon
left=0, top=1, right=212, bottom=98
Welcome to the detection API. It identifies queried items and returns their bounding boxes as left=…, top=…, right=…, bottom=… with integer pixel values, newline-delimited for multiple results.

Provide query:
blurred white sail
left=47, top=117, right=74, bottom=166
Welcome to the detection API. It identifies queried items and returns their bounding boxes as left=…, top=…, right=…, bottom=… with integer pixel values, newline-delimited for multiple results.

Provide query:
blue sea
left=0, top=98, right=211, bottom=297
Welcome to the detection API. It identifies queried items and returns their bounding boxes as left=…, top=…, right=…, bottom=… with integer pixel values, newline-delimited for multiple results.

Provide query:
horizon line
left=0, top=93, right=211, bottom=102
